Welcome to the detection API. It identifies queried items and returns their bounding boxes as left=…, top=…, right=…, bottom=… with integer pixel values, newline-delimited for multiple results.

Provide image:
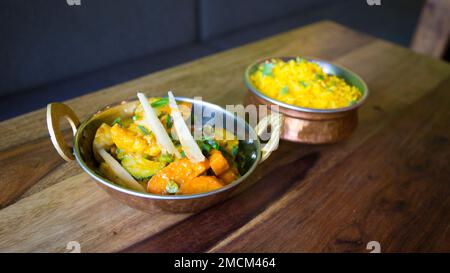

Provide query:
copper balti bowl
left=47, top=97, right=280, bottom=213
left=244, top=57, right=369, bottom=144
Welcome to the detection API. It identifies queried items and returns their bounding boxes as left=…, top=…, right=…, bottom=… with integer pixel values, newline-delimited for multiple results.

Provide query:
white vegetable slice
left=98, top=149, right=145, bottom=192
left=168, top=91, right=205, bottom=163
left=137, top=92, right=180, bottom=158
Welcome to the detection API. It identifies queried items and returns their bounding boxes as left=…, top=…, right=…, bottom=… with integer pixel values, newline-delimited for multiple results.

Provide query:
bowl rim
left=73, top=97, right=262, bottom=200
left=244, top=56, right=369, bottom=114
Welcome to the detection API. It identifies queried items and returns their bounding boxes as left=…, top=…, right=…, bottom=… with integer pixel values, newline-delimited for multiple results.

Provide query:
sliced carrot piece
left=208, top=150, right=230, bottom=176
left=179, top=176, right=224, bottom=195
left=219, top=167, right=239, bottom=184
left=147, top=158, right=209, bottom=194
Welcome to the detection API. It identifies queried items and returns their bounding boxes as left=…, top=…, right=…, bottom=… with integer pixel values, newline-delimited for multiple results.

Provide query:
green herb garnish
left=151, top=98, right=169, bottom=108
left=261, top=62, right=274, bottom=76
left=300, top=80, right=308, bottom=88
left=316, top=74, right=325, bottom=81
left=159, top=153, right=174, bottom=164
left=165, top=115, right=173, bottom=129
left=296, top=57, right=306, bottom=63
left=200, top=141, right=211, bottom=154
left=231, top=145, right=239, bottom=157
left=132, top=115, right=139, bottom=121
left=165, top=180, right=179, bottom=194
left=206, top=139, right=220, bottom=150
left=180, top=150, right=186, bottom=158
left=111, top=117, right=122, bottom=126
left=137, top=125, right=150, bottom=135
left=280, top=86, right=289, bottom=95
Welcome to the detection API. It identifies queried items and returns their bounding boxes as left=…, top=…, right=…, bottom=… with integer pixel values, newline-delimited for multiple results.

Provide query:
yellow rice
left=250, top=58, right=362, bottom=109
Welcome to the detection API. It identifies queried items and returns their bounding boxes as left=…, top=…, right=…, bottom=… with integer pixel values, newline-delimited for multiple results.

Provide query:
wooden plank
left=208, top=77, right=450, bottom=252
left=0, top=173, right=190, bottom=253
left=122, top=153, right=319, bottom=252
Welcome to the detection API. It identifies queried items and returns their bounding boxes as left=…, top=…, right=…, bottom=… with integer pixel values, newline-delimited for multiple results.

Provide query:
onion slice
left=98, top=149, right=145, bottom=192
left=137, top=92, right=180, bottom=158
left=168, top=91, right=205, bottom=163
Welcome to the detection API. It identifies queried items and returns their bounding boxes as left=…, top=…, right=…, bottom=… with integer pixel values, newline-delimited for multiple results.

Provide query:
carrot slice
left=179, top=176, right=224, bottom=195
left=218, top=167, right=239, bottom=184
left=208, top=150, right=230, bottom=176
left=147, top=158, right=210, bottom=194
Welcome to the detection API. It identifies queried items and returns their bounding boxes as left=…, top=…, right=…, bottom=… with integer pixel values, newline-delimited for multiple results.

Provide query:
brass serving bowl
left=244, top=57, right=369, bottom=144
left=47, top=97, right=280, bottom=213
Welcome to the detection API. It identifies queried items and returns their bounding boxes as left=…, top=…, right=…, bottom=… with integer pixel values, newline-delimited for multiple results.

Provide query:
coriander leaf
left=206, top=139, right=220, bottom=150
left=202, top=142, right=211, bottom=154
left=296, top=57, right=306, bottom=63
left=137, top=125, right=150, bottom=135
left=300, top=80, right=308, bottom=88
left=151, top=97, right=169, bottom=108
left=280, top=86, right=289, bottom=95
left=165, top=115, right=173, bottom=129
left=231, top=145, right=239, bottom=157
left=261, top=62, right=274, bottom=76
left=111, top=117, right=122, bottom=126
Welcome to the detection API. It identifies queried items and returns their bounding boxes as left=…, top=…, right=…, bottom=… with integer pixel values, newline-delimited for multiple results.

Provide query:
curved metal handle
left=46, top=103, right=81, bottom=162
left=254, top=112, right=283, bottom=162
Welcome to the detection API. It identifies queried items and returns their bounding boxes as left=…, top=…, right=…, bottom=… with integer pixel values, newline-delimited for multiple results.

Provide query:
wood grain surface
left=0, top=21, right=449, bottom=253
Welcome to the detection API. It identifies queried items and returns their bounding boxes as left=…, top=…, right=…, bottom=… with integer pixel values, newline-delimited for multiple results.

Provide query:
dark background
left=0, top=0, right=426, bottom=121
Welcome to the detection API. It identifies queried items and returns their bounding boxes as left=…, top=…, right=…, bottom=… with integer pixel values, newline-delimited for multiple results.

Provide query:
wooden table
left=1, top=21, right=449, bottom=253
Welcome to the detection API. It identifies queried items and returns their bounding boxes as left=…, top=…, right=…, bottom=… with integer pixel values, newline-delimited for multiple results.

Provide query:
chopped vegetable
left=231, top=145, right=239, bottom=157
left=121, top=156, right=166, bottom=180
left=147, top=158, right=209, bottom=194
left=208, top=150, right=230, bottom=176
left=168, top=91, right=205, bottom=163
left=205, top=138, right=220, bottom=150
left=98, top=149, right=145, bottom=192
left=137, top=92, right=180, bottom=158
left=219, top=167, right=240, bottom=184
left=199, top=140, right=211, bottom=154
left=111, top=124, right=160, bottom=156
left=178, top=176, right=223, bottom=195
left=165, top=180, right=179, bottom=194
left=159, top=153, right=174, bottom=164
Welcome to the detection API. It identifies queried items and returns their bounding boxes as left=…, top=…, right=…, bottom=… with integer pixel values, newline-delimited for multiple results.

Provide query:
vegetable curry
left=93, top=93, right=241, bottom=195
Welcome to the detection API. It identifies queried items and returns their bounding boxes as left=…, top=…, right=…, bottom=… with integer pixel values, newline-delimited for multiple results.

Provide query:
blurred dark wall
left=0, top=0, right=425, bottom=120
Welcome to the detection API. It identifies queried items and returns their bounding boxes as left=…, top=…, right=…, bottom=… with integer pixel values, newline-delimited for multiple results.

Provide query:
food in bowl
left=249, top=57, right=362, bottom=109
left=92, top=92, right=241, bottom=196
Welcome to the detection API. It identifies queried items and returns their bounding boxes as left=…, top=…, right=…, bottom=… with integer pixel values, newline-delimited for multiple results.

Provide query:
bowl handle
left=46, top=103, right=81, bottom=162
left=254, top=112, right=283, bottom=162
